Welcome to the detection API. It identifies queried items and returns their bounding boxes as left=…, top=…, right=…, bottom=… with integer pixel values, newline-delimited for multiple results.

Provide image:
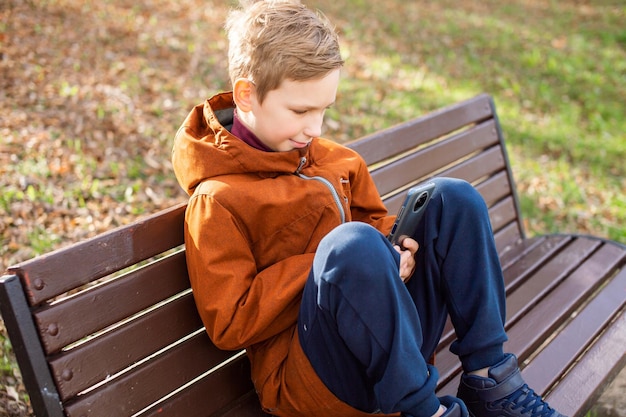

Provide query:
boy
left=172, top=1, right=567, bottom=417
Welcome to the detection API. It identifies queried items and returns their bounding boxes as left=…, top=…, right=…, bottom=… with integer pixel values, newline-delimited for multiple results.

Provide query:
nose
left=303, top=112, right=324, bottom=139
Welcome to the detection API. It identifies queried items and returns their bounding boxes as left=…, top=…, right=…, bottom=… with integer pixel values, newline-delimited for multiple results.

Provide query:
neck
left=231, top=109, right=272, bottom=152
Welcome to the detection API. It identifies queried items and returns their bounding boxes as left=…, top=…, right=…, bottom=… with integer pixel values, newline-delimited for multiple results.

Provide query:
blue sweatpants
left=298, top=178, right=508, bottom=417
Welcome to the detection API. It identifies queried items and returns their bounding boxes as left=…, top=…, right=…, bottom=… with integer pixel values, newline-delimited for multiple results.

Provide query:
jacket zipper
left=295, top=156, right=346, bottom=223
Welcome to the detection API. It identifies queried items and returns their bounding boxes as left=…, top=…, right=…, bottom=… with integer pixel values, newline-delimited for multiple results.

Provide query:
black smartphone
left=387, top=182, right=436, bottom=247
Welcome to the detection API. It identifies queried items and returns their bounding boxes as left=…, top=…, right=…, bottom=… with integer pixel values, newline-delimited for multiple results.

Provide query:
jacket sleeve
left=184, top=193, right=313, bottom=350
left=347, top=155, right=396, bottom=235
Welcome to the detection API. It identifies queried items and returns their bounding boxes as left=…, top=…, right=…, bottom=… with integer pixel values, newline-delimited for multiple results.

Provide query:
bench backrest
left=0, top=93, right=523, bottom=417
left=351, top=93, right=523, bottom=253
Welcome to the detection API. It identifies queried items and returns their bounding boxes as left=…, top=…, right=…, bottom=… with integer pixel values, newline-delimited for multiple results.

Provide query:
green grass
left=317, top=0, right=626, bottom=243
left=0, top=336, right=15, bottom=375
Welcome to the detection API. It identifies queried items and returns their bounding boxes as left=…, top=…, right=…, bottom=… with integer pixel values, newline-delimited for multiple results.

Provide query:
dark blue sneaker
left=457, top=354, right=567, bottom=417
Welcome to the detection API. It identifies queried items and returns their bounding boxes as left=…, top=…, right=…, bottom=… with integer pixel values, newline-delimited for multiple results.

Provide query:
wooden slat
left=494, top=221, right=523, bottom=253
left=474, top=171, right=513, bottom=208
left=488, top=197, right=519, bottom=235
left=369, top=120, right=499, bottom=196
left=498, top=236, right=547, bottom=270
left=10, top=203, right=187, bottom=305
left=503, top=241, right=626, bottom=366
left=63, top=333, right=247, bottom=417
left=380, top=150, right=511, bottom=216
left=35, top=250, right=190, bottom=354
left=141, top=358, right=260, bottom=417
left=381, top=176, right=515, bottom=233
left=440, top=146, right=506, bottom=185
left=521, top=257, right=626, bottom=395
left=382, top=190, right=409, bottom=215
left=49, top=292, right=204, bottom=400
left=505, top=237, right=601, bottom=327
left=346, top=94, right=494, bottom=165
left=501, top=236, right=571, bottom=290
left=545, top=305, right=626, bottom=417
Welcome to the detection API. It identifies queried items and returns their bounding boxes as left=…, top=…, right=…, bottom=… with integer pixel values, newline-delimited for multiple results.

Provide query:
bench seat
left=1, top=94, right=624, bottom=417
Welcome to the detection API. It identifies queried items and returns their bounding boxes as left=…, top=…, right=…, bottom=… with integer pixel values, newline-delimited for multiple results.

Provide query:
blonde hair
left=225, top=0, right=344, bottom=103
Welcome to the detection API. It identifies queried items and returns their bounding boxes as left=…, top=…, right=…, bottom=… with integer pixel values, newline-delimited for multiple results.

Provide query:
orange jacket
left=172, top=92, right=398, bottom=416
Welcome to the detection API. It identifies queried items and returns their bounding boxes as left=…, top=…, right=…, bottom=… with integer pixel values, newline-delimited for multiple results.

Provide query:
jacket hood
left=172, top=92, right=310, bottom=196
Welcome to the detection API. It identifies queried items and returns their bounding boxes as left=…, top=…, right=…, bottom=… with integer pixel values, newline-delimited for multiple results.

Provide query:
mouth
left=289, top=139, right=310, bottom=149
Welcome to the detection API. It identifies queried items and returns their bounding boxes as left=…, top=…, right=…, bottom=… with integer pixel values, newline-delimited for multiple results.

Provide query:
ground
left=592, top=370, right=626, bottom=417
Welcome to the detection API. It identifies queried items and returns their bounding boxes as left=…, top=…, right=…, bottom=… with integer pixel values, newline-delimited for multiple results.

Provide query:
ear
left=233, top=78, right=255, bottom=112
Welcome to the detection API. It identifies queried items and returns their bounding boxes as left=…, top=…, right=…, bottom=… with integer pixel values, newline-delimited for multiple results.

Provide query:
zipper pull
left=295, top=157, right=307, bottom=174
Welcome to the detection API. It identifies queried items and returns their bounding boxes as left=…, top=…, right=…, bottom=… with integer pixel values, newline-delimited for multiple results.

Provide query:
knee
left=312, top=223, right=405, bottom=315
left=431, top=178, right=488, bottom=217
left=314, top=222, right=398, bottom=284
left=318, top=222, right=388, bottom=259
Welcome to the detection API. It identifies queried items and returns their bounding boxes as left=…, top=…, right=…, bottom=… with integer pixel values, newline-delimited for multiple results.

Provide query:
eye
left=292, top=109, right=308, bottom=115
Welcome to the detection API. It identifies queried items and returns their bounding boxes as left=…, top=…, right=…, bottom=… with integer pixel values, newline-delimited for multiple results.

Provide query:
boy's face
left=238, top=69, right=340, bottom=152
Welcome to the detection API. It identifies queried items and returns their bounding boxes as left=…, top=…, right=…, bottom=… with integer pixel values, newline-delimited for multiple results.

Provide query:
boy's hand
left=394, top=237, right=418, bottom=282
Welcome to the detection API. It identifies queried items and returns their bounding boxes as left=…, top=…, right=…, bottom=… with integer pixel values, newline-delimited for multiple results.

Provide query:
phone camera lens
left=414, top=192, right=428, bottom=210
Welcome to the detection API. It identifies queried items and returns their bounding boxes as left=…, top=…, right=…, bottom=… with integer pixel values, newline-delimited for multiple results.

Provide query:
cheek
left=268, top=115, right=301, bottom=137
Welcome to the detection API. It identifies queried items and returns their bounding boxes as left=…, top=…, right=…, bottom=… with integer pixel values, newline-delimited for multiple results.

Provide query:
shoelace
left=493, top=384, right=555, bottom=417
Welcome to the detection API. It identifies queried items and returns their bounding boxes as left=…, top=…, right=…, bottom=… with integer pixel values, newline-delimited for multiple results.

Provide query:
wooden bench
left=1, top=93, right=625, bottom=417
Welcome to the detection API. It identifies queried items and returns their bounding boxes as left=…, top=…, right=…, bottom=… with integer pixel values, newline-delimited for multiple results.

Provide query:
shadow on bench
left=1, top=94, right=625, bottom=417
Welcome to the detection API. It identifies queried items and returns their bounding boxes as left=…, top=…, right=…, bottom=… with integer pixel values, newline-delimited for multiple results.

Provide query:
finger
left=400, top=237, right=419, bottom=255
left=399, top=252, right=416, bottom=280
